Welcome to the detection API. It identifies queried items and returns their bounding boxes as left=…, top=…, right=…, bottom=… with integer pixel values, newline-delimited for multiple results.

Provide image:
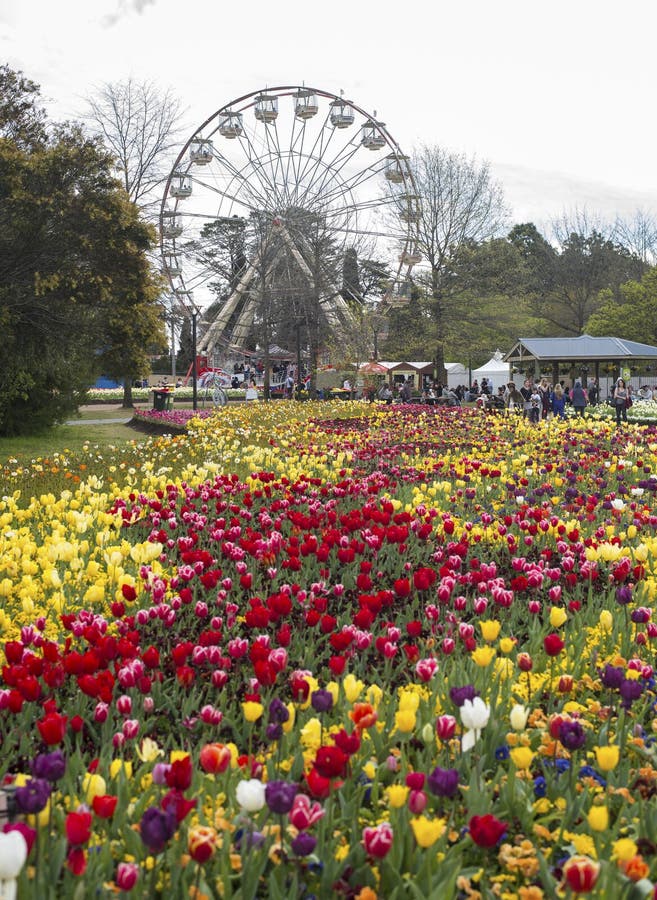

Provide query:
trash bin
left=152, top=389, right=168, bottom=411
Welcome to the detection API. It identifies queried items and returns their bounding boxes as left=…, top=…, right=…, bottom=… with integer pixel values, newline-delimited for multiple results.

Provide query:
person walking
left=571, top=380, right=587, bottom=417
left=519, top=379, right=533, bottom=418
left=613, top=378, right=629, bottom=426
left=551, top=383, right=566, bottom=419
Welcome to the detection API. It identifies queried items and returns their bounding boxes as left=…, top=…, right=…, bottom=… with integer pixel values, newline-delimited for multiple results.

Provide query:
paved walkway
left=65, top=404, right=139, bottom=425
left=66, top=417, right=133, bottom=425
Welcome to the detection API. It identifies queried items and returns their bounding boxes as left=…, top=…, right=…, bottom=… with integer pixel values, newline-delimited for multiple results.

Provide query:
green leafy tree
left=176, top=316, right=194, bottom=374
left=94, top=196, right=167, bottom=401
left=587, top=267, right=657, bottom=344
left=0, top=64, right=47, bottom=149
left=0, top=66, right=166, bottom=432
left=510, top=220, right=645, bottom=335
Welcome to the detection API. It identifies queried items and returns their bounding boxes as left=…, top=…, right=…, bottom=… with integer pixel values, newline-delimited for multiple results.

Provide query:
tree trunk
left=121, top=379, right=134, bottom=409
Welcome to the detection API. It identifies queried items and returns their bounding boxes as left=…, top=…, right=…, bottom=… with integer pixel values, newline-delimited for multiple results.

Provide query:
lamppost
left=192, top=311, right=198, bottom=411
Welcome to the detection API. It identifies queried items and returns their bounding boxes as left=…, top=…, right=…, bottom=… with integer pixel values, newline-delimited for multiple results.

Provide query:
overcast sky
left=3, top=0, right=657, bottom=231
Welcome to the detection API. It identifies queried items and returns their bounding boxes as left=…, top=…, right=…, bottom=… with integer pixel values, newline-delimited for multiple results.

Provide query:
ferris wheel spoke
left=283, top=112, right=305, bottom=204
left=184, top=174, right=263, bottom=218
left=294, top=132, right=362, bottom=209
left=205, top=150, right=275, bottom=211
left=234, top=127, right=285, bottom=212
left=261, top=120, right=286, bottom=207
left=290, top=109, right=338, bottom=204
left=307, top=161, right=390, bottom=215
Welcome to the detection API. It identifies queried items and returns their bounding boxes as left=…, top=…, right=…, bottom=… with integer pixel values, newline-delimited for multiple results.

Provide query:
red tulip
left=544, top=633, right=565, bottom=656
left=199, top=743, right=232, bottom=774
left=314, top=746, right=348, bottom=779
left=562, top=855, right=600, bottom=893
left=66, top=847, right=87, bottom=876
left=92, top=795, right=118, bottom=819
left=305, top=767, right=332, bottom=799
left=37, top=711, right=68, bottom=745
left=435, top=715, right=457, bottom=740
left=116, top=862, right=139, bottom=891
left=468, top=814, right=507, bottom=848
left=165, top=755, right=192, bottom=790
left=66, top=810, right=92, bottom=846
left=362, top=822, right=393, bottom=859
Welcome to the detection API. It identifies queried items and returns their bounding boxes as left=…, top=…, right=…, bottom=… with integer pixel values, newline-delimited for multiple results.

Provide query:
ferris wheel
left=159, top=85, right=421, bottom=358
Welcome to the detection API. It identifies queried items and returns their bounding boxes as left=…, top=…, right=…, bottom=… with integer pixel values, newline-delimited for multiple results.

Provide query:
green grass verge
left=0, top=422, right=142, bottom=463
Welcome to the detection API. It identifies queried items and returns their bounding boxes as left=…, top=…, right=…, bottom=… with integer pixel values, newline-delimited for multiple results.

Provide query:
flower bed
left=0, top=404, right=657, bottom=897
left=85, top=387, right=245, bottom=404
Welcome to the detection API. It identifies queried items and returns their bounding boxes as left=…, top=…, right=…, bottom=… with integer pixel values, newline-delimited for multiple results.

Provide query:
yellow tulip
left=343, top=674, right=364, bottom=703
left=395, top=710, right=416, bottom=733
left=242, top=701, right=264, bottom=722
left=82, top=772, right=107, bottom=803
left=110, top=759, right=133, bottom=780
left=471, top=646, right=496, bottom=667
left=479, top=620, right=501, bottom=642
left=587, top=805, right=609, bottom=832
left=410, top=816, right=445, bottom=848
left=398, top=691, right=420, bottom=711
left=599, top=610, right=613, bottom=632
left=613, top=838, right=638, bottom=861
left=510, top=746, right=534, bottom=770
left=386, top=785, right=409, bottom=808
left=594, top=745, right=620, bottom=772
left=549, top=606, right=568, bottom=628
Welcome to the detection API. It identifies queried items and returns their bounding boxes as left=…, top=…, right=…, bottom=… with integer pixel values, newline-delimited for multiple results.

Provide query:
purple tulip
left=620, top=679, right=644, bottom=709
left=268, top=698, right=290, bottom=725
left=616, top=585, right=633, bottom=606
left=264, top=780, right=297, bottom=814
left=152, top=763, right=171, bottom=786
left=266, top=723, right=283, bottom=741
left=139, top=806, right=177, bottom=854
left=631, top=608, right=652, bottom=624
left=311, top=689, right=334, bottom=714
left=427, top=766, right=460, bottom=798
left=14, top=778, right=51, bottom=814
left=558, top=720, right=586, bottom=751
left=291, top=832, right=317, bottom=856
left=31, top=750, right=66, bottom=783
left=449, top=685, right=477, bottom=707
left=600, top=664, right=625, bottom=690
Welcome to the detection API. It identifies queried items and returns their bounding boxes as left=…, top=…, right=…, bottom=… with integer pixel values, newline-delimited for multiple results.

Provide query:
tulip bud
left=408, top=789, right=427, bottom=814
left=421, top=722, right=435, bottom=744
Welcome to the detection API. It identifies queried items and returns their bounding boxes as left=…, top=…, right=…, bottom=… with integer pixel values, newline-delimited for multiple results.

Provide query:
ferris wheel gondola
left=160, top=85, right=420, bottom=356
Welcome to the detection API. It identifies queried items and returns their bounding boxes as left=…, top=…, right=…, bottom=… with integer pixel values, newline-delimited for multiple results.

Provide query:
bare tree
left=85, top=79, right=186, bottom=406
left=410, top=144, right=509, bottom=378
left=613, top=209, right=657, bottom=265
left=550, top=206, right=614, bottom=247
left=85, top=78, right=185, bottom=213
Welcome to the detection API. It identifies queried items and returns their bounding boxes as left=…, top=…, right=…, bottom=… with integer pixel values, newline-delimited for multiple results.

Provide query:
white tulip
left=509, top=703, right=529, bottom=732
left=235, top=778, right=266, bottom=813
left=0, top=831, right=27, bottom=880
left=460, top=697, right=490, bottom=752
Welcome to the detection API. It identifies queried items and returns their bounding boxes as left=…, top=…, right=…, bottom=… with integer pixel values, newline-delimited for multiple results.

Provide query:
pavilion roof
left=504, top=335, right=657, bottom=362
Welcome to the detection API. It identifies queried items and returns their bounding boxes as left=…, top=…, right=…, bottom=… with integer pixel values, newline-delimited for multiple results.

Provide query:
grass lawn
left=0, top=421, right=143, bottom=463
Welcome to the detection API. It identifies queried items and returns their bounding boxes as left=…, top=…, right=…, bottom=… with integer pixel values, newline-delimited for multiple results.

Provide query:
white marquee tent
left=471, top=350, right=510, bottom=392
left=445, top=361, right=468, bottom=389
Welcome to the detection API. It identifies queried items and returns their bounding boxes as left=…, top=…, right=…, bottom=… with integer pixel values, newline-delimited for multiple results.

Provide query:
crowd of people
left=500, top=376, right=636, bottom=426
